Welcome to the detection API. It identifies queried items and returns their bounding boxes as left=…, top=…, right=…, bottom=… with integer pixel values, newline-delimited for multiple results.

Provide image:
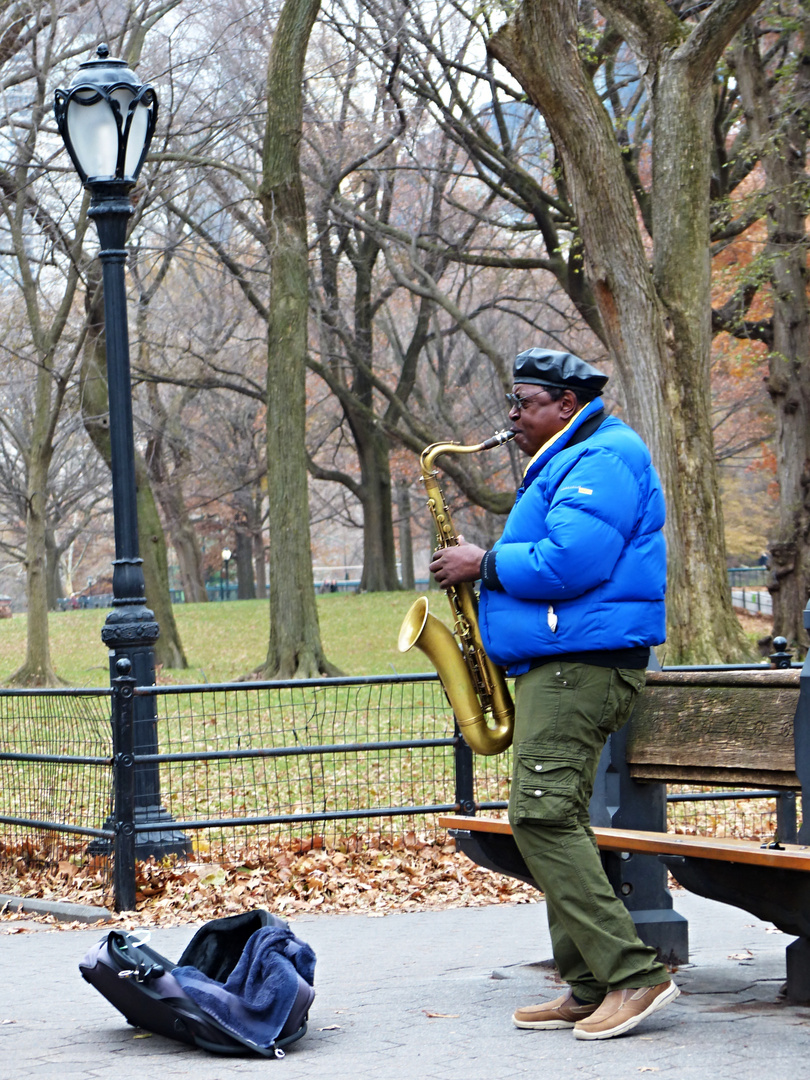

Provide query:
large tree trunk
left=313, top=160, right=402, bottom=592
left=349, top=251, right=401, bottom=592
left=142, top=389, right=209, bottom=605
left=143, top=456, right=209, bottom=606
left=10, top=452, right=60, bottom=685
left=81, top=299, right=188, bottom=670
left=488, top=0, right=758, bottom=663
left=45, top=527, right=65, bottom=611
left=9, top=340, right=62, bottom=685
left=167, top=503, right=209, bottom=605
left=235, top=529, right=256, bottom=599
left=5, top=62, right=80, bottom=686
left=257, top=0, right=338, bottom=677
left=353, top=415, right=402, bottom=592
left=349, top=179, right=401, bottom=592
left=134, top=455, right=188, bottom=669
left=734, top=20, right=810, bottom=652
left=397, top=478, right=416, bottom=590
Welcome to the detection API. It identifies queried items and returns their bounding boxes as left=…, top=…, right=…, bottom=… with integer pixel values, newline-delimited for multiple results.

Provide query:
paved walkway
left=1, top=891, right=809, bottom=1080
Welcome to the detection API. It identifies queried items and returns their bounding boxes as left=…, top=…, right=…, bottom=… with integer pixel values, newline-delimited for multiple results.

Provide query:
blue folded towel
left=174, top=926, right=316, bottom=1048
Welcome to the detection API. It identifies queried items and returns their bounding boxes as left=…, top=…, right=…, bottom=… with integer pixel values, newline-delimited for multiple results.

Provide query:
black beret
left=513, top=348, right=608, bottom=394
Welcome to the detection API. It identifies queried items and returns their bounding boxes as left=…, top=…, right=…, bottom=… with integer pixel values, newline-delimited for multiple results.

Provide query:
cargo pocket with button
left=512, top=744, right=586, bottom=826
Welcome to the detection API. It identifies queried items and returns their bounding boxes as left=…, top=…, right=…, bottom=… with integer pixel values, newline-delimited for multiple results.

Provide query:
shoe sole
left=573, top=982, right=680, bottom=1041
left=513, top=1017, right=577, bottom=1030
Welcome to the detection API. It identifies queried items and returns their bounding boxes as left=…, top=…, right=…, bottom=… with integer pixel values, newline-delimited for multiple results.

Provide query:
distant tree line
left=0, top=0, right=807, bottom=684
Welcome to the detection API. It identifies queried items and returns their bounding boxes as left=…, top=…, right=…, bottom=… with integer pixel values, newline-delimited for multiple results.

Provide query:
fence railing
left=731, top=587, right=773, bottom=617
left=728, top=566, right=770, bottom=588
left=0, top=668, right=800, bottom=912
left=0, top=685, right=113, bottom=847
left=44, top=569, right=778, bottom=612
left=0, top=670, right=512, bottom=910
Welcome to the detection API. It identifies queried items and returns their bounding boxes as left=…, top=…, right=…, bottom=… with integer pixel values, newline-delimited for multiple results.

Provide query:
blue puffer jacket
left=479, top=399, right=666, bottom=675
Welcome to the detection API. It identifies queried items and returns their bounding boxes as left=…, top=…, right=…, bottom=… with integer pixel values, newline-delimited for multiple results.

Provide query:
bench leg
left=600, top=850, right=689, bottom=967
left=592, top=728, right=689, bottom=966
left=785, top=937, right=810, bottom=1004
left=626, top=908, right=689, bottom=969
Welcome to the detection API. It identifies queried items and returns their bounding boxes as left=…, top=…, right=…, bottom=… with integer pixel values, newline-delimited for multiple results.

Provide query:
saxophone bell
left=398, top=596, right=512, bottom=756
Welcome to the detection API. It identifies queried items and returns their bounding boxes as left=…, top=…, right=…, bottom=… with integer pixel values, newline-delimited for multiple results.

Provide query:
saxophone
left=397, top=431, right=515, bottom=756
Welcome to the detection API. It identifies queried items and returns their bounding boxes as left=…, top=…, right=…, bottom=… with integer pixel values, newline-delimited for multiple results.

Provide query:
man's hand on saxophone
left=429, top=535, right=487, bottom=588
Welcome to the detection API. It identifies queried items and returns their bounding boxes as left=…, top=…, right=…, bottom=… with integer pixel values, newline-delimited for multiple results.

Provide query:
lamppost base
left=132, top=805, right=194, bottom=860
left=102, top=600, right=191, bottom=862
left=88, top=806, right=193, bottom=861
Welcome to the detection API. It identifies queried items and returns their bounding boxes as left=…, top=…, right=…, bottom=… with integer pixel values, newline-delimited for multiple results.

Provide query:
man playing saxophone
left=429, top=347, right=677, bottom=1042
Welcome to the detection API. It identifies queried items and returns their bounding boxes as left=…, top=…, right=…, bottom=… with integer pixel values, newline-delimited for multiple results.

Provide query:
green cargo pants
left=508, top=661, right=669, bottom=1003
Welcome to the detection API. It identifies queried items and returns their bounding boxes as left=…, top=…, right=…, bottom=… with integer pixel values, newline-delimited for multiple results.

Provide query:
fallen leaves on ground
left=0, top=830, right=539, bottom=929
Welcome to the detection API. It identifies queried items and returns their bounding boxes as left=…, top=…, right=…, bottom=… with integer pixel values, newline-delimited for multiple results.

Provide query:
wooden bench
left=439, top=663, right=810, bottom=1002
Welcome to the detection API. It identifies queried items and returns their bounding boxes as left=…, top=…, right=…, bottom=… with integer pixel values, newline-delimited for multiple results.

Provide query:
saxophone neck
left=421, top=430, right=515, bottom=551
left=420, top=429, right=515, bottom=476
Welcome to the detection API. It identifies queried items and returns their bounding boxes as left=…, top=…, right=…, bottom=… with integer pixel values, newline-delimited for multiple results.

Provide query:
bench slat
left=437, top=815, right=810, bottom=871
left=626, top=676, right=800, bottom=787
left=644, top=670, right=800, bottom=688
left=627, top=763, right=799, bottom=786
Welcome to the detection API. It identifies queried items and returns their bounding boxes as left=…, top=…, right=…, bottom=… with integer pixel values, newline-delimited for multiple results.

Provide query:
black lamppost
left=222, top=547, right=232, bottom=601
left=55, top=45, right=189, bottom=859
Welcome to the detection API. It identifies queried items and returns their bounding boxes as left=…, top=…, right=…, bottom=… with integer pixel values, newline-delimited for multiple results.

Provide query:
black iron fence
left=0, top=686, right=113, bottom=847
left=0, top=671, right=512, bottom=910
left=0, top=669, right=801, bottom=913
left=727, top=566, right=770, bottom=588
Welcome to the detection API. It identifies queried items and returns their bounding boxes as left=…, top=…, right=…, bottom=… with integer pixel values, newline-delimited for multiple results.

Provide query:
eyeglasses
left=505, top=390, right=551, bottom=412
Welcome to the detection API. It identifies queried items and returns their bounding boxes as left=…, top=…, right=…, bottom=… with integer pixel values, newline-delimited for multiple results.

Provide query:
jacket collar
left=521, top=399, right=605, bottom=488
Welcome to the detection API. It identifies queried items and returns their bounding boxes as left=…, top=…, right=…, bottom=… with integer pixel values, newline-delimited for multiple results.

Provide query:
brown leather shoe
left=513, top=989, right=601, bottom=1029
left=573, top=980, right=679, bottom=1040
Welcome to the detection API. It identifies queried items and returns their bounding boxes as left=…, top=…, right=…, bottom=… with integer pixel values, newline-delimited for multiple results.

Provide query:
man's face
left=508, top=382, right=578, bottom=457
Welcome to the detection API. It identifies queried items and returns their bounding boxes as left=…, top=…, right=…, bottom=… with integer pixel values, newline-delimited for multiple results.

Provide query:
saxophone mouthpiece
left=481, top=429, right=517, bottom=450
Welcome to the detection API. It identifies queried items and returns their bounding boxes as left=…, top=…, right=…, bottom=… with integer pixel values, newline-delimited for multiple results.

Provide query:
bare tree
left=306, top=4, right=591, bottom=556
left=0, top=0, right=191, bottom=682
left=729, top=5, right=810, bottom=649
left=485, top=0, right=762, bottom=663
left=0, top=3, right=94, bottom=682
left=0, top=376, right=110, bottom=609
left=256, top=0, right=343, bottom=675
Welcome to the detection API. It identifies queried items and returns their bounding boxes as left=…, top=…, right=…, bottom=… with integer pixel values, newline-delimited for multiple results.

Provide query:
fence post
left=768, top=635, right=799, bottom=842
left=776, top=791, right=798, bottom=844
left=112, top=657, right=137, bottom=911
left=453, top=721, right=476, bottom=816
left=797, top=602, right=810, bottom=846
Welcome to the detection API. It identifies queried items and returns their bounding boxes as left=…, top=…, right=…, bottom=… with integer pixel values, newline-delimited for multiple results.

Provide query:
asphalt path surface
left=1, top=890, right=809, bottom=1079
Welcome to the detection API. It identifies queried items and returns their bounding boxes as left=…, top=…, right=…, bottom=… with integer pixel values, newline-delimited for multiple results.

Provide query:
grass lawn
left=0, top=592, right=440, bottom=687
left=0, top=595, right=780, bottom=923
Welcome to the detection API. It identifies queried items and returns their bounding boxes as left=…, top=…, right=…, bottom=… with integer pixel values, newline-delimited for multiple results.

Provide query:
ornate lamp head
left=54, top=44, right=158, bottom=187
